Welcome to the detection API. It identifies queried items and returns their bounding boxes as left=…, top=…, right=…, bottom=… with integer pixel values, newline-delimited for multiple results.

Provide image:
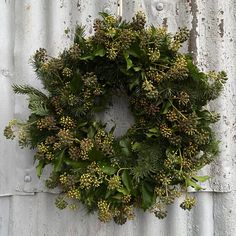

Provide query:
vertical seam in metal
left=118, top=0, right=123, bottom=17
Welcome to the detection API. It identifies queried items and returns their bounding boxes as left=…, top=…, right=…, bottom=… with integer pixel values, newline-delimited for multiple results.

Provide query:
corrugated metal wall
left=1, top=0, right=236, bottom=235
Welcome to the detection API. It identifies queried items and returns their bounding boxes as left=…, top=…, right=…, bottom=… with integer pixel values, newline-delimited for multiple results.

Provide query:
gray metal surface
left=0, top=0, right=236, bottom=235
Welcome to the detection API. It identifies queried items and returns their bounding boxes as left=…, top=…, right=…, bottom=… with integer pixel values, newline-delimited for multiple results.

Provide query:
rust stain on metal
left=77, top=0, right=81, bottom=11
left=188, top=0, right=199, bottom=63
left=219, top=19, right=224, bottom=38
left=186, top=0, right=191, bottom=7
left=175, top=5, right=179, bottom=15
left=162, top=18, right=168, bottom=27
left=26, top=4, right=31, bottom=10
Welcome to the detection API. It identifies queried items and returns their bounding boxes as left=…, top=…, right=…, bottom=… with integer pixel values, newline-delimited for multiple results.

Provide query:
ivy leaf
left=36, top=160, right=45, bottom=177
left=119, top=139, right=131, bottom=156
left=77, top=121, right=87, bottom=128
left=186, top=178, right=204, bottom=191
left=112, top=193, right=123, bottom=200
left=192, top=175, right=210, bottom=183
left=70, top=69, right=83, bottom=93
left=149, top=127, right=159, bottom=133
left=133, top=66, right=141, bottom=72
left=146, top=133, right=159, bottom=138
left=54, top=149, right=66, bottom=172
left=89, top=148, right=106, bottom=161
left=132, top=142, right=141, bottom=151
left=94, top=45, right=106, bottom=57
left=109, top=125, right=116, bottom=134
left=64, top=159, right=88, bottom=169
left=127, top=59, right=133, bottom=70
left=80, top=46, right=105, bottom=61
left=145, top=128, right=160, bottom=138
left=117, top=187, right=129, bottom=195
left=123, top=51, right=133, bottom=70
left=141, top=183, right=155, bottom=210
left=122, top=170, right=132, bottom=192
left=100, top=164, right=118, bottom=175
left=87, top=126, right=96, bottom=138
left=165, top=148, right=177, bottom=159
left=80, top=54, right=94, bottom=61
left=105, top=189, right=114, bottom=199
left=161, top=101, right=172, bottom=114
left=127, top=43, right=142, bottom=58
left=129, top=77, right=140, bottom=90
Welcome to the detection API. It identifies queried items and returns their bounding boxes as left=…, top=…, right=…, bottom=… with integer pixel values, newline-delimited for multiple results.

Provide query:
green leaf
left=117, top=187, right=129, bottom=195
left=186, top=179, right=204, bottom=191
left=54, top=149, right=65, bottom=172
left=87, top=126, right=96, bottom=138
left=36, top=160, right=45, bottom=177
left=80, top=46, right=105, bottom=61
left=146, top=128, right=160, bottom=138
left=109, top=125, right=116, bottom=134
left=80, top=54, right=94, bottom=60
left=146, top=133, right=158, bottom=138
left=132, top=142, right=141, bottom=151
left=123, top=51, right=133, bottom=70
left=64, top=159, right=88, bottom=169
left=165, top=148, right=177, bottom=159
left=89, top=148, right=106, bottom=161
left=149, top=127, right=159, bottom=133
left=100, top=164, right=118, bottom=175
left=119, top=67, right=133, bottom=76
left=192, top=175, right=210, bottom=183
left=112, top=193, right=123, bottom=200
left=161, top=101, right=172, bottom=114
left=127, top=58, right=133, bottom=70
left=70, top=69, right=83, bottom=93
left=141, top=183, right=155, bottom=210
left=133, top=66, right=141, bottom=72
left=105, top=189, right=113, bottom=199
left=94, top=46, right=106, bottom=57
left=119, top=139, right=131, bottom=156
left=77, top=121, right=87, bottom=128
left=127, top=44, right=142, bottom=58
left=122, top=170, right=132, bottom=192
left=129, top=77, right=140, bottom=90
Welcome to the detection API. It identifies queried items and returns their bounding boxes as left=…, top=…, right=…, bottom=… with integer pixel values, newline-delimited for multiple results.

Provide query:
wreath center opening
left=96, top=93, right=135, bottom=138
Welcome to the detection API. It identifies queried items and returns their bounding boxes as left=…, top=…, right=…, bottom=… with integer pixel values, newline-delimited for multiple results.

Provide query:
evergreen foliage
left=4, top=12, right=227, bottom=224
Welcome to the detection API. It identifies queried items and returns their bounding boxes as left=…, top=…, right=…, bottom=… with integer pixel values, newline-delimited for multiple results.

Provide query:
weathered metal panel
left=2, top=192, right=235, bottom=236
left=1, top=0, right=236, bottom=235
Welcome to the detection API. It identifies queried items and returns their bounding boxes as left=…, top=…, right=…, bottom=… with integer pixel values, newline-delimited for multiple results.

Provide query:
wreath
left=4, top=12, right=227, bottom=224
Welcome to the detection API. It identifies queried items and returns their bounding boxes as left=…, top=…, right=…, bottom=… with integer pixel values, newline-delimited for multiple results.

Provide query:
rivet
left=24, top=174, right=32, bottom=183
left=156, top=3, right=164, bottom=11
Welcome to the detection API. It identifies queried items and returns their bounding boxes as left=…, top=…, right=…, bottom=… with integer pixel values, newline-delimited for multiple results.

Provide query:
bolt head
left=156, top=3, right=164, bottom=11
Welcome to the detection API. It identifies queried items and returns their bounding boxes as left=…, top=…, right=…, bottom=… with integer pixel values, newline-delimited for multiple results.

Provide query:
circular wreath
left=4, top=12, right=227, bottom=224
